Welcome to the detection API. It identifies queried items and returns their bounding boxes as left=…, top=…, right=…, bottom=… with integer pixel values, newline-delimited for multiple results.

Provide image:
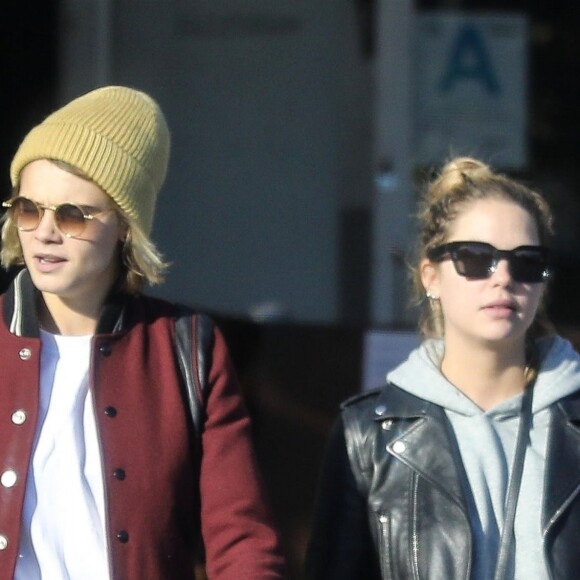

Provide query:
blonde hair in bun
left=412, top=156, right=554, bottom=340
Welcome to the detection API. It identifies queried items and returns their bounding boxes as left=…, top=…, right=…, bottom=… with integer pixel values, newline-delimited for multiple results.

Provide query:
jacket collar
left=558, top=391, right=580, bottom=422
left=371, top=384, right=468, bottom=510
left=367, top=384, right=580, bottom=535
left=543, top=391, right=580, bottom=533
left=372, top=382, right=432, bottom=422
left=2, top=269, right=129, bottom=337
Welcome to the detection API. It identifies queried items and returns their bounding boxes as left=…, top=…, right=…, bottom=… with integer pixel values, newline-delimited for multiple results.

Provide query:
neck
left=441, top=336, right=527, bottom=410
left=38, top=291, right=109, bottom=336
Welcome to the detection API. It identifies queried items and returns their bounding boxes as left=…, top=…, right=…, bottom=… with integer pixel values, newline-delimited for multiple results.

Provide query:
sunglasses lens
left=55, top=204, right=87, bottom=237
left=454, top=245, right=494, bottom=278
left=12, top=198, right=42, bottom=231
left=511, top=249, right=548, bottom=283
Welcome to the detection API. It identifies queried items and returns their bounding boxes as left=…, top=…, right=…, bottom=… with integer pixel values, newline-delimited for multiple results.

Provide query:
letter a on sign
left=440, top=24, right=500, bottom=95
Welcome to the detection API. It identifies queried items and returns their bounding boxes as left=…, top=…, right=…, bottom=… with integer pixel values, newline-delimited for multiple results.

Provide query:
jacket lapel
left=542, top=392, right=580, bottom=533
left=375, top=385, right=468, bottom=510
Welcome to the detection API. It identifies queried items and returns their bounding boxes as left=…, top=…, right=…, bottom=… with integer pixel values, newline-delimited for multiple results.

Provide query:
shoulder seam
left=341, top=387, right=383, bottom=409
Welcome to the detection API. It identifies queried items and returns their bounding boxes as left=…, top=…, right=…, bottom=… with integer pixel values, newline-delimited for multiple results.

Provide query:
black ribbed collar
left=2, top=269, right=129, bottom=337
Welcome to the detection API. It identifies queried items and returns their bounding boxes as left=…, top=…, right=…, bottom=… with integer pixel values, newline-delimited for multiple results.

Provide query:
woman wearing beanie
left=0, top=86, right=286, bottom=579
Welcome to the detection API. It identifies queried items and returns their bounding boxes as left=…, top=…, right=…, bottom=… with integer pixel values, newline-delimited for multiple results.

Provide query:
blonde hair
left=1, top=159, right=169, bottom=294
left=120, top=219, right=170, bottom=294
left=413, top=156, right=554, bottom=342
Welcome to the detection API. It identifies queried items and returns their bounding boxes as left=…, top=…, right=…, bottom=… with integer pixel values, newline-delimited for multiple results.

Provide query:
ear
left=117, top=218, right=129, bottom=242
left=420, top=258, right=440, bottom=299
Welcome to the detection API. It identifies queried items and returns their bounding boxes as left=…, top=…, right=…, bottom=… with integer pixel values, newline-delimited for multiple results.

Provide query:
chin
left=32, top=283, right=72, bottom=299
left=27, top=272, right=76, bottom=298
left=481, top=329, right=527, bottom=347
left=26, top=276, right=59, bottom=295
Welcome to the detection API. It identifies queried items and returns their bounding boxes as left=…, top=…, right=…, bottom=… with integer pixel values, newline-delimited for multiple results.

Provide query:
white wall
left=59, top=0, right=372, bottom=322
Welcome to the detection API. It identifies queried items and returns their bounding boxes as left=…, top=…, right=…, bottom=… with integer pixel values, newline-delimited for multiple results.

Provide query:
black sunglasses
left=427, top=241, right=552, bottom=283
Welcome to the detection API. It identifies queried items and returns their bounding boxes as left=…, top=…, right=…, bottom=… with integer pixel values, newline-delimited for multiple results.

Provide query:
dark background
left=2, top=1, right=580, bottom=577
left=2, top=1, right=580, bottom=322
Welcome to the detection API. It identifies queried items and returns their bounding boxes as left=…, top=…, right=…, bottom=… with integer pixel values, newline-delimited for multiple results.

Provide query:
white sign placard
left=414, top=11, right=528, bottom=169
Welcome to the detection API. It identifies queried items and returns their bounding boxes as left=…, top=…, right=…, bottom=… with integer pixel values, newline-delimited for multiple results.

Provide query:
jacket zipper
left=411, top=473, right=421, bottom=580
left=377, top=513, right=393, bottom=578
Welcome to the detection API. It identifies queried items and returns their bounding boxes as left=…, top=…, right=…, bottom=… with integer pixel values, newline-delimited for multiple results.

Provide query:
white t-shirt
left=14, top=330, right=110, bottom=580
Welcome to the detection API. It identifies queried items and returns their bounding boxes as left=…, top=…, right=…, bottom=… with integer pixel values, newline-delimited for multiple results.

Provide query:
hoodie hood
left=387, top=335, right=580, bottom=416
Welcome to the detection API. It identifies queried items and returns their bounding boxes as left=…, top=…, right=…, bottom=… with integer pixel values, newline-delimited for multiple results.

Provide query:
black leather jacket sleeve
left=304, top=417, right=382, bottom=580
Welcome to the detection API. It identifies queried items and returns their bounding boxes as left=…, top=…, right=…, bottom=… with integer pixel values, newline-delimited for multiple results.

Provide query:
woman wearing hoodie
left=306, top=157, right=580, bottom=579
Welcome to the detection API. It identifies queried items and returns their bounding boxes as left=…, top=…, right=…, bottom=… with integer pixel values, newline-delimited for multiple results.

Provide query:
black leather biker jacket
left=306, top=383, right=580, bottom=579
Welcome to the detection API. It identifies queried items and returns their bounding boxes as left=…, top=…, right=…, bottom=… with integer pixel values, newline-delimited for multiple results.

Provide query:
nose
left=33, top=208, right=61, bottom=241
left=490, top=258, right=513, bottom=286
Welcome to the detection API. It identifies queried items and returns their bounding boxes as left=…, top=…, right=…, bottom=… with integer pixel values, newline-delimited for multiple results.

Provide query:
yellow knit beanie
left=10, top=85, right=170, bottom=235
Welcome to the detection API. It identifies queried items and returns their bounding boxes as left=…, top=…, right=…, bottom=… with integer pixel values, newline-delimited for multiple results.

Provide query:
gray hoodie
left=387, top=335, right=580, bottom=580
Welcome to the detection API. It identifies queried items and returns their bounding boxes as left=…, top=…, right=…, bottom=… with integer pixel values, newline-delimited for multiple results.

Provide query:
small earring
left=426, top=291, right=439, bottom=301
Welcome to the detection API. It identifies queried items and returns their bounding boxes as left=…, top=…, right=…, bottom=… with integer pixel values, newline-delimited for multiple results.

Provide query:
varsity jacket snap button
left=104, top=406, right=117, bottom=417
left=1, top=470, right=18, bottom=488
left=113, top=469, right=126, bottom=480
left=18, top=348, right=32, bottom=360
left=99, top=343, right=112, bottom=356
left=11, top=410, right=27, bottom=425
left=117, top=530, right=129, bottom=543
left=0, top=534, right=7, bottom=550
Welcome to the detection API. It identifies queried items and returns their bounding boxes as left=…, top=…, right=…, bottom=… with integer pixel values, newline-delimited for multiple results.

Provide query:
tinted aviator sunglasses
left=427, top=241, right=552, bottom=283
left=2, top=196, right=114, bottom=238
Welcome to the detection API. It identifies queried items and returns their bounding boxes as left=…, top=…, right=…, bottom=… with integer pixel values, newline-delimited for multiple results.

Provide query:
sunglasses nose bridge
left=33, top=203, right=62, bottom=235
left=489, top=250, right=514, bottom=280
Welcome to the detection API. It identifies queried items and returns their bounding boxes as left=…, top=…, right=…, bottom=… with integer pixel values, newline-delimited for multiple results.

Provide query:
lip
left=482, top=299, right=518, bottom=317
left=33, top=253, right=67, bottom=272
